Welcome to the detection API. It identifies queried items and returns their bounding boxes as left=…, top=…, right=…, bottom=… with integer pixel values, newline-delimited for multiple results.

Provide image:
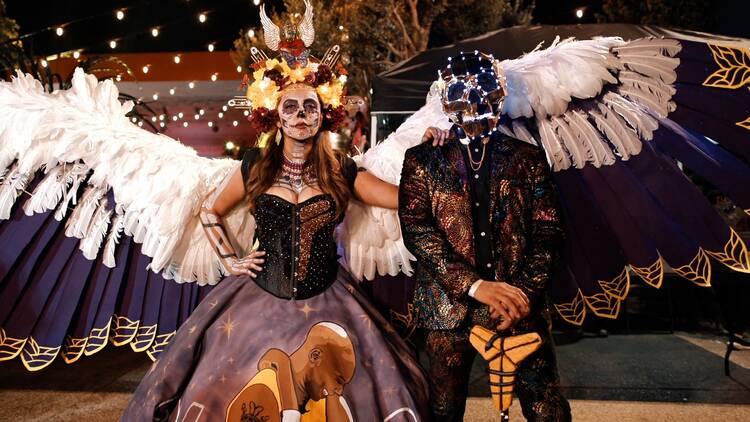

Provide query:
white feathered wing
left=0, top=68, right=254, bottom=285
left=338, top=89, right=451, bottom=280
left=497, top=36, right=681, bottom=170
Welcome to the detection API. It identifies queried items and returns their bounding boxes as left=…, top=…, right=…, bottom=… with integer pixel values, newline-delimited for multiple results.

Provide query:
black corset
left=251, top=193, right=341, bottom=299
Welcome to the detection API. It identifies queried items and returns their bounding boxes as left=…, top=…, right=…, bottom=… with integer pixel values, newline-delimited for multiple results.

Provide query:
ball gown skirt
left=122, top=267, right=429, bottom=422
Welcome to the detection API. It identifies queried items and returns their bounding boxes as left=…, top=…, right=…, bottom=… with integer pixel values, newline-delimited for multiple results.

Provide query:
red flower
left=249, top=107, right=279, bottom=133
left=304, top=71, right=317, bottom=86
left=315, top=64, right=334, bottom=85
left=321, top=105, right=346, bottom=132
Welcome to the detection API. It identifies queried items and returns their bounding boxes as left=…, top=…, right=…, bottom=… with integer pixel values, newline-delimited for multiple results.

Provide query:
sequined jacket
left=398, top=136, right=563, bottom=330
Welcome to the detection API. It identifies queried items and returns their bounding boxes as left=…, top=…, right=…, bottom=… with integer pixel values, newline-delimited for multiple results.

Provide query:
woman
left=120, top=6, right=443, bottom=415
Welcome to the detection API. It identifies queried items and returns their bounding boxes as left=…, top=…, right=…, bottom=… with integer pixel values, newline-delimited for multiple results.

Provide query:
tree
left=597, top=0, right=717, bottom=32
left=0, top=0, right=22, bottom=76
left=233, top=0, right=534, bottom=96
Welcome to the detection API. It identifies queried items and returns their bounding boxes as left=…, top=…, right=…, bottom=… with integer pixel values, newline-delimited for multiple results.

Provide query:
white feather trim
left=338, top=91, right=450, bottom=280
left=0, top=68, right=250, bottom=285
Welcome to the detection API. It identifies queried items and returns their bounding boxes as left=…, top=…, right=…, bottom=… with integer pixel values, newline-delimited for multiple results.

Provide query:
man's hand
left=473, top=281, right=530, bottom=331
left=421, top=127, right=450, bottom=147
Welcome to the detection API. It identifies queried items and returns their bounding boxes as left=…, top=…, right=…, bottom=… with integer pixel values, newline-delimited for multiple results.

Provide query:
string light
left=211, top=73, right=218, bottom=81
left=222, top=105, right=228, bottom=112
left=109, top=40, right=117, bottom=49
left=142, top=65, right=150, bottom=74
left=138, top=121, right=144, bottom=127
left=232, top=120, right=239, bottom=127
left=159, top=114, right=165, bottom=121
left=131, top=117, right=138, bottom=123
left=116, top=74, right=122, bottom=82
left=152, top=93, right=159, bottom=100
left=247, top=29, right=255, bottom=38
left=236, top=65, right=242, bottom=73
left=575, top=8, right=584, bottom=19
left=116, top=10, right=125, bottom=20
left=243, top=110, right=250, bottom=116
left=172, top=115, right=179, bottom=121
left=151, top=27, right=160, bottom=37
left=194, top=114, right=200, bottom=120
left=199, top=109, right=205, bottom=115
left=183, top=121, right=189, bottom=127
left=198, top=13, right=207, bottom=23
left=208, top=43, right=215, bottom=52
left=40, top=59, right=48, bottom=68
left=159, top=122, right=166, bottom=128
left=178, top=112, right=184, bottom=119
left=338, top=25, right=344, bottom=31
left=169, top=88, right=176, bottom=95
left=73, top=51, right=80, bottom=59
left=188, top=81, right=195, bottom=89
left=173, top=55, right=181, bottom=64
left=56, top=27, right=64, bottom=36
left=151, top=116, right=157, bottom=122
left=226, top=141, right=236, bottom=150
left=218, top=112, right=224, bottom=119
left=253, top=0, right=261, bottom=6
left=208, top=121, right=214, bottom=128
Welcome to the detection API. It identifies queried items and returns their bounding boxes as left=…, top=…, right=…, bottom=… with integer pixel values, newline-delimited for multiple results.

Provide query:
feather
left=590, top=103, right=643, bottom=160
left=602, top=93, right=659, bottom=140
left=500, top=37, right=625, bottom=118
left=566, top=111, right=615, bottom=168
left=511, top=120, right=538, bottom=146
left=0, top=165, right=29, bottom=219
left=79, top=201, right=112, bottom=260
left=537, top=118, right=571, bottom=171
left=551, top=116, right=586, bottom=169
left=102, top=213, right=124, bottom=268
left=621, top=55, right=680, bottom=84
left=613, top=37, right=682, bottom=57
left=0, top=68, right=250, bottom=284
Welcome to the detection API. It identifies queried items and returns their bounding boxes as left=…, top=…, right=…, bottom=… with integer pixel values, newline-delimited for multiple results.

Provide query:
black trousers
left=423, top=311, right=571, bottom=422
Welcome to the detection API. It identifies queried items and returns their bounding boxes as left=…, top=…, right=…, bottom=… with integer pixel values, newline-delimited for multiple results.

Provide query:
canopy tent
left=369, top=23, right=749, bottom=142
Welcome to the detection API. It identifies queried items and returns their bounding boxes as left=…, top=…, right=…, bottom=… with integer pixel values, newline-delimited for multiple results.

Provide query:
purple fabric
left=122, top=269, right=429, bottom=421
left=0, top=173, right=214, bottom=370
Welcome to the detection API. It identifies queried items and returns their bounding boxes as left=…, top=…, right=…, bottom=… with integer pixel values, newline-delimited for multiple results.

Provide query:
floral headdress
left=231, top=0, right=348, bottom=135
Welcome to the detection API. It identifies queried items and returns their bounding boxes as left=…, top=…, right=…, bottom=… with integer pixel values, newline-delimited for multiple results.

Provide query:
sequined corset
left=251, top=193, right=341, bottom=299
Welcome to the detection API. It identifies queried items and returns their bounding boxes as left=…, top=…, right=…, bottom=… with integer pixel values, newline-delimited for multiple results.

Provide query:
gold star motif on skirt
left=220, top=313, right=236, bottom=340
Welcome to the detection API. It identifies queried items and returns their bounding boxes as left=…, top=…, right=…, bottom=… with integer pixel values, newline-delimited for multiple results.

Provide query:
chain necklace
left=465, top=141, right=487, bottom=172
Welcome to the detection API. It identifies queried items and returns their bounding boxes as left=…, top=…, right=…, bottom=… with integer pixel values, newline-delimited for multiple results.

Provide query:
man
left=399, top=52, right=571, bottom=421
left=226, top=322, right=356, bottom=422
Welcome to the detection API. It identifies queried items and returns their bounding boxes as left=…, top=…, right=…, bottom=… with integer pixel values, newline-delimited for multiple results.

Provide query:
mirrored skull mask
left=440, top=52, right=506, bottom=144
left=276, top=84, right=322, bottom=142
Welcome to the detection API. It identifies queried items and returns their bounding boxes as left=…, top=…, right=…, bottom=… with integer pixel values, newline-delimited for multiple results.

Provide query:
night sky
left=6, top=0, right=750, bottom=57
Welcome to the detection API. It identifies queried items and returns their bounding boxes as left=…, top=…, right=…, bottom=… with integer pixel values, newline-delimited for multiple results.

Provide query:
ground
left=0, top=332, right=748, bottom=421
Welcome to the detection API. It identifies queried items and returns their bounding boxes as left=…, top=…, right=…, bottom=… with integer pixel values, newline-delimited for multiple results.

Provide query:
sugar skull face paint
left=440, top=52, right=506, bottom=143
left=277, top=84, right=322, bottom=141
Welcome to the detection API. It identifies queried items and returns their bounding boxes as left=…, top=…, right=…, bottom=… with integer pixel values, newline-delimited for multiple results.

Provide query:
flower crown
left=233, top=1, right=348, bottom=135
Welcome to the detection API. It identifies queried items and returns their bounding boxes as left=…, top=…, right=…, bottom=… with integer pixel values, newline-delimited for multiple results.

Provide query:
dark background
left=6, top=0, right=750, bottom=57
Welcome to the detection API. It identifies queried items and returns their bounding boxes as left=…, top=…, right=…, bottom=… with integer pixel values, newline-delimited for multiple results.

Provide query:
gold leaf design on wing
left=703, top=44, right=750, bottom=89
left=672, top=248, right=712, bottom=287
left=737, top=115, right=750, bottom=132
left=631, top=258, right=664, bottom=289
left=598, top=267, right=630, bottom=300
left=553, top=290, right=586, bottom=326
left=705, top=228, right=750, bottom=273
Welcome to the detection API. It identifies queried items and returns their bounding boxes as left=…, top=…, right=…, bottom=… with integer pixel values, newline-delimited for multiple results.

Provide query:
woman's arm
left=199, top=167, right=265, bottom=276
left=352, top=170, right=399, bottom=209
left=351, top=126, right=450, bottom=209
